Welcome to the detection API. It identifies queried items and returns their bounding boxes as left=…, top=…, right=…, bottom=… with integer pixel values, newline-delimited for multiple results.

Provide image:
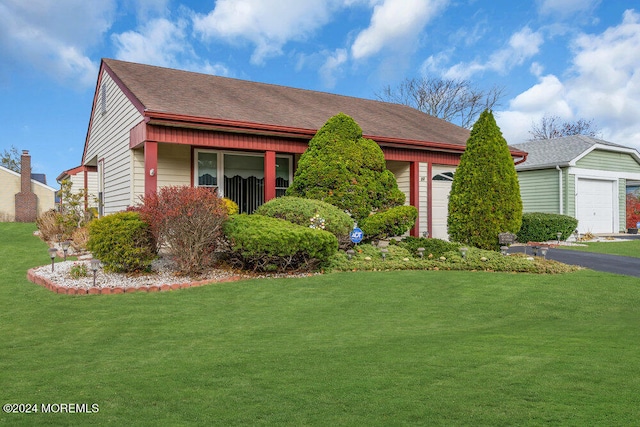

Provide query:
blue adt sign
left=350, top=227, right=364, bottom=244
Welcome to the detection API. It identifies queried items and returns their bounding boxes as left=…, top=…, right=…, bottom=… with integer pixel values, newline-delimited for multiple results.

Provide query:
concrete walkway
left=508, top=245, right=640, bottom=278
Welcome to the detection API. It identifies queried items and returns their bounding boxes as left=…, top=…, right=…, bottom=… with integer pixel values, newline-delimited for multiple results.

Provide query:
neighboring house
left=0, top=150, right=56, bottom=222
left=57, top=165, right=99, bottom=212
left=513, top=136, right=640, bottom=234
left=79, top=59, right=527, bottom=239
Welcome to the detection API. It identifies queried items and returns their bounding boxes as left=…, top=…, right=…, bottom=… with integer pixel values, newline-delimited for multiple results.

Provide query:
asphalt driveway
left=508, top=245, right=640, bottom=278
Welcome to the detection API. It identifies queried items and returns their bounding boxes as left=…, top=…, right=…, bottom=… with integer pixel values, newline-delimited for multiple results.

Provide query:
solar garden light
left=460, top=247, right=468, bottom=259
left=532, top=245, right=539, bottom=257
left=556, top=232, right=562, bottom=244
left=422, top=231, right=428, bottom=238
left=48, top=247, right=58, bottom=272
left=90, top=259, right=101, bottom=287
left=540, top=246, right=549, bottom=259
left=380, top=248, right=388, bottom=261
left=346, top=249, right=355, bottom=260
left=501, top=246, right=509, bottom=256
left=417, top=247, right=425, bottom=258
left=61, top=240, right=71, bottom=261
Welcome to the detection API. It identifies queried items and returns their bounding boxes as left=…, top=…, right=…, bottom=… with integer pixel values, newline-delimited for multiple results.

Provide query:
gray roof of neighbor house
left=512, top=135, right=636, bottom=171
left=102, top=58, right=474, bottom=149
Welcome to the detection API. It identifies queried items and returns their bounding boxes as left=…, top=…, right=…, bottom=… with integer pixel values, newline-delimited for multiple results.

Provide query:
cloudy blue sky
left=1, top=0, right=638, bottom=184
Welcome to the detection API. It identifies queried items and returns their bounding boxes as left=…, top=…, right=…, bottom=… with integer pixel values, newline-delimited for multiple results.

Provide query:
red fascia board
left=56, top=165, right=97, bottom=182
left=143, top=111, right=470, bottom=153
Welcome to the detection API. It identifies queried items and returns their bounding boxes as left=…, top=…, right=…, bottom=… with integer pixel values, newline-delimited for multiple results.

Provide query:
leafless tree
left=529, top=114, right=600, bottom=140
left=376, top=77, right=505, bottom=129
left=1, top=145, right=21, bottom=173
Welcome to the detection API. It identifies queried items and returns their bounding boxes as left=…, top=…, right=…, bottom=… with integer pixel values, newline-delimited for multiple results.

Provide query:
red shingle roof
left=102, top=58, right=470, bottom=147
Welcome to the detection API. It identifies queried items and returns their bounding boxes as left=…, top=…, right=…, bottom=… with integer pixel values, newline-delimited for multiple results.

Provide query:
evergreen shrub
left=286, top=113, right=405, bottom=222
left=448, top=110, right=523, bottom=250
left=517, top=212, right=578, bottom=243
left=223, top=214, right=338, bottom=271
left=254, top=196, right=353, bottom=247
left=391, top=236, right=460, bottom=258
left=87, top=212, right=156, bottom=273
left=359, top=205, right=418, bottom=240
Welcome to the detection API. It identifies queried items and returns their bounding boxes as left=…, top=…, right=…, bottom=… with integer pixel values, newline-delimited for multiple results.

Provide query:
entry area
left=431, top=165, right=456, bottom=240
left=195, top=150, right=292, bottom=214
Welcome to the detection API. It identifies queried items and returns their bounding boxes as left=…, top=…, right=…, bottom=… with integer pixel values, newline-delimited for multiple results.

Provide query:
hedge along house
left=513, top=135, right=640, bottom=234
left=81, top=59, right=527, bottom=239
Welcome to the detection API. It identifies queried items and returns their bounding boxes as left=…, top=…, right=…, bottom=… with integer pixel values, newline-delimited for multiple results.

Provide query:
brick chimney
left=15, top=150, right=38, bottom=222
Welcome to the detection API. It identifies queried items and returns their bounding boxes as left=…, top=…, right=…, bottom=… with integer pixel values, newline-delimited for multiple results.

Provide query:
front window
left=194, top=151, right=292, bottom=214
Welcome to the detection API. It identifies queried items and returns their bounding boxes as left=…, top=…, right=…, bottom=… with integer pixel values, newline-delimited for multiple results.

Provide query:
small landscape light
left=48, top=247, right=58, bottom=272
left=346, top=249, right=355, bottom=260
left=422, top=231, right=428, bottom=238
left=532, top=246, right=539, bottom=257
left=90, top=259, right=101, bottom=287
left=460, top=247, right=468, bottom=259
left=540, top=246, right=548, bottom=259
left=417, top=247, right=425, bottom=258
left=61, top=240, right=71, bottom=261
left=380, top=248, right=388, bottom=261
left=500, top=246, right=509, bottom=256
left=556, top=232, right=562, bottom=244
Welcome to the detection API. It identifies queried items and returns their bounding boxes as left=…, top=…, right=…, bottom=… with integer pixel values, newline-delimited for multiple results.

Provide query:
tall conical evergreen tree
left=447, top=110, right=522, bottom=250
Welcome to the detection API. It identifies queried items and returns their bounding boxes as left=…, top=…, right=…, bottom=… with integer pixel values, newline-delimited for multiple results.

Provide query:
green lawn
left=2, top=223, right=640, bottom=425
left=559, top=239, right=640, bottom=258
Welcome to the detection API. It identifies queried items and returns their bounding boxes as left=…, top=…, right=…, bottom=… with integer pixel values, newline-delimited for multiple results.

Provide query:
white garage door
left=431, top=166, right=456, bottom=240
left=576, top=178, right=615, bottom=234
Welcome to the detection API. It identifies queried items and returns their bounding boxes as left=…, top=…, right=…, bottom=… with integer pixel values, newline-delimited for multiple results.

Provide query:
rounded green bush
left=87, top=212, right=156, bottom=273
left=254, top=196, right=353, bottom=246
left=359, top=205, right=418, bottom=240
left=286, top=113, right=405, bottom=222
left=223, top=214, right=338, bottom=271
left=391, top=236, right=460, bottom=258
left=517, top=212, right=578, bottom=243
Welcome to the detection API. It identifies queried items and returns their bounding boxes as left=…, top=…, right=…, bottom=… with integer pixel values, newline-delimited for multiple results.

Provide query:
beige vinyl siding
left=33, top=181, right=56, bottom=216
left=386, top=161, right=410, bottom=205
left=157, top=144, right=191, bottom=189
left=386, top=160, right=412, bottom=236
left=84, top=71, right=143, bottom=214
left=132, top=149, right=145, bottom=201
left=132, top=145, right=193, bottom=202
left=576, top=149, right=640, bottom=172
left=0, top=168, right=20, bottom=221
left=86, top=171, right=99, bottom=209
left=517, top=169, right=560, bottom=213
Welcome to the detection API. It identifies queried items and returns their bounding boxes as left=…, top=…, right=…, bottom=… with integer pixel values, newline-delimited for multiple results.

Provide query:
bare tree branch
left=529, top=114, right=601, bottom=140
left=376, top=77, right=505, bottom=129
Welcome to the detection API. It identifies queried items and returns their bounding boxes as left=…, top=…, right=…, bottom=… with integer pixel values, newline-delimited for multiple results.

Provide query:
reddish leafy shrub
left=626, top=193, right=640, bottom=229
left=137, top=186, right=228, bottom=275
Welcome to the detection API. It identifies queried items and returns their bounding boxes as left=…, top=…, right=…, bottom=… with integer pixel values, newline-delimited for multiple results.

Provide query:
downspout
left=556, top=165, right=563, bottom=215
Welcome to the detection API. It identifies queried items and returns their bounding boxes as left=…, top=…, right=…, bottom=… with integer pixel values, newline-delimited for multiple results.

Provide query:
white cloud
left=319, top=48, right=348, bottom=88
left=497, top=10, right=640, bottom=148
left=537, top=0, right=601, bottom=19
left=113, top=18, right=189, bottom=67
left=0, top=0, right=115, bottom=86
left=443, top=27, right=543, bottom=79
left=351, top=0, right=448, bottom=60
left=112, top=18, right=231, bottom=77
left=193, top=0, right=342, bottom=65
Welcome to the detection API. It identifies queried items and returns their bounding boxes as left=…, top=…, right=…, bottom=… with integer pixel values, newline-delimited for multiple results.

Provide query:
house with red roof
left=79, top=59, right=526, bottom=238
